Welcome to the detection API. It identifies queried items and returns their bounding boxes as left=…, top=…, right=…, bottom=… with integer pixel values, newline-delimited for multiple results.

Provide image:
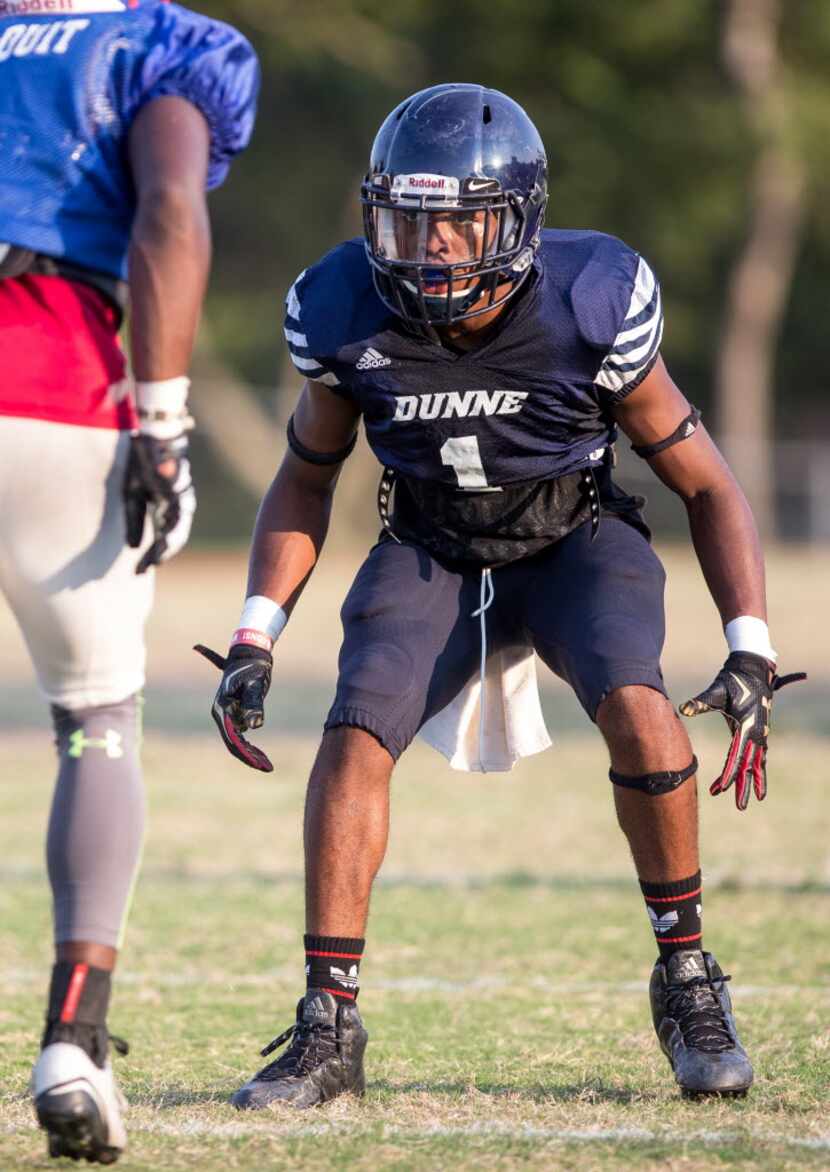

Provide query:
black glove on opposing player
left=194, top=643, right=274, bottom=772
left=680, top=651, right=806, bottom=810
left=124, top=433, right=195, bottom=574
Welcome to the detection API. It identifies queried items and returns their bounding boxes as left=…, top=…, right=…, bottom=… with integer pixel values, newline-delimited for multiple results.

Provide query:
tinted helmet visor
left=374, top=207, right=499, bottom=267
left=363, top=181, right=528, bottom=323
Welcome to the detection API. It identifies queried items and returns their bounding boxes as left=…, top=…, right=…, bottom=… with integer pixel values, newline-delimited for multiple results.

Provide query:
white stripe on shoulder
left=285, top=270, right=307, bottom=321
left=290, top=354, right=325, bottom=373
left=593, top=259, right=663, bottom=397
left=625, top=256, right=657, bottom=321
left=612, top=288, right=662, bottom=347
left=605, top=294, right=662, bottom=368
left=314, top=371, right=341, bottom=388
left=283, top=328, right=308, bottom=348
left=595, top=317, right=663, bottom=393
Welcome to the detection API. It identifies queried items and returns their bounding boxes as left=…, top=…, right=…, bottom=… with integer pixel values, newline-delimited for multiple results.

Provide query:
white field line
left=2, top=865, right=829, bottom=893
left=4, top=1119, right=830, bottom=1149
left=1, top=969, right=828, bottom=997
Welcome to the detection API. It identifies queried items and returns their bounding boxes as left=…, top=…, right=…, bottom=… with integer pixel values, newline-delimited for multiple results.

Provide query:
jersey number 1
left=440, top=436, right=490, bottom=489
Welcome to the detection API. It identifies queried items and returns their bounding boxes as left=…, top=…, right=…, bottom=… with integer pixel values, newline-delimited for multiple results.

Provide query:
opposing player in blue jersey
left=0, top=0, right=258, bottom=1161
left=200, top=84, right=802, bottom=1109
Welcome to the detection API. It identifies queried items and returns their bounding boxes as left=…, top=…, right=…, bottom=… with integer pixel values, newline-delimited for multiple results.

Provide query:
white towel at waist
left=419, top=644, right=552, bottom=772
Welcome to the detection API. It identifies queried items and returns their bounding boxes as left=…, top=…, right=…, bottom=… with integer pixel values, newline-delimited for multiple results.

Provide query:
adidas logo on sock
left=330, top=964, right=359, bottom=989
left=356, top=348, right=391, bottom=370
left=648, top=907, right=680, bottom=933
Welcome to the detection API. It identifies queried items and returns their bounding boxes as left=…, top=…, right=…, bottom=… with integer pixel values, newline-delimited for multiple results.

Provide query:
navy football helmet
left=361, top=83, right=547, bottom=329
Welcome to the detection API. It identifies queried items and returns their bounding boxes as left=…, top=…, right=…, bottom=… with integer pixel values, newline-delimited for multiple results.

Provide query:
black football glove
left=679, top=651, right=806, bottom=810
left=194, top=642, right=274, bottom=772
left=124, top=433, right=195, bottom=574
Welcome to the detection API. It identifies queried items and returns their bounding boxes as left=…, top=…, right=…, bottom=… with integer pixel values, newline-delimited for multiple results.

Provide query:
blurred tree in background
left=189, top=0, right=830, bottom=541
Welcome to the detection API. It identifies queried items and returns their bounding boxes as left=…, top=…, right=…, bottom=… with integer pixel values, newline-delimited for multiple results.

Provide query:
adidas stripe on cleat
left=232, top=989, right=368, bottom=1110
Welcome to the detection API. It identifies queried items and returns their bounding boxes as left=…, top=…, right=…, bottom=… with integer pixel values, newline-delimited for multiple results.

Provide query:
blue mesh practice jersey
left=0, top=0, right=259, bottom=279
left=284, top=229, right=663, bottom=488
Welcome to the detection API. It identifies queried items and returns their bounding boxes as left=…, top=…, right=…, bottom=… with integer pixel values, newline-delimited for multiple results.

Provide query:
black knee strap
left=610, top=756, right=698, bottom=795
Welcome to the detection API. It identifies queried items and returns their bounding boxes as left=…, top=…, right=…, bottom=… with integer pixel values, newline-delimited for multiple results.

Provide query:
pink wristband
left=230, top=628, right=274, bottom=652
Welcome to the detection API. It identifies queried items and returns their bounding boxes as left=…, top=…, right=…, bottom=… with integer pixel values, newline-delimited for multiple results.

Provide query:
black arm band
left=287, top=414, right=357, bottom=466
left=631, top=406, right=701, bottom=460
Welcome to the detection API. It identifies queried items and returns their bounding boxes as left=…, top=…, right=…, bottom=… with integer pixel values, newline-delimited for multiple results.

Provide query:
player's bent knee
left=51, top=694, right=141, bottom=761
left=609, top=756, right=698, bottom=796
left=597, top=683, right=672, bottom=722
left=596, top=685, right=682, bottom=750
left=314, top=724, right=396, bottom=781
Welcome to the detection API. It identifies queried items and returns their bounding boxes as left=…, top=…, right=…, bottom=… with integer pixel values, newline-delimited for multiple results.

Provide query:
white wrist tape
left=135, top=377, right=194, bottom=439
left=725, top=616, right=777, bottom=663
left=231, top=595, right=288, bottom=652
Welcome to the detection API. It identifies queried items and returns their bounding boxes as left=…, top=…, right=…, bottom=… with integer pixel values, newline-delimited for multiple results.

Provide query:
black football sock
left=43, top=961, right=112, bottom=1067
left=304, top=935, right=364, bottom=1002
left=639, top=870, right=702, bottom=962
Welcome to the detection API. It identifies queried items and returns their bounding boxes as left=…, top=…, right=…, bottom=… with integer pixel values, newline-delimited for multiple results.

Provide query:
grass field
left=1, top=546, right=828, bottom=1170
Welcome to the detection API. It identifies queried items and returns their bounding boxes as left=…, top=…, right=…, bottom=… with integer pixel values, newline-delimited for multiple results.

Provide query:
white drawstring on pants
left=470, top=568, right=495, bottom=770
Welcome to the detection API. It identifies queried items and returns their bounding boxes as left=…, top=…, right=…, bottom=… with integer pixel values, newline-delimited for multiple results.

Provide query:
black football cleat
left=232, top=989, right=368, bottom=1110
left=650, top=950, right=754, bottom=1098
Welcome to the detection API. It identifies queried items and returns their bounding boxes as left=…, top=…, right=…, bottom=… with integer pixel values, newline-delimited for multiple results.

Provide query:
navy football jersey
left=283, top=229, right=663, bottom=491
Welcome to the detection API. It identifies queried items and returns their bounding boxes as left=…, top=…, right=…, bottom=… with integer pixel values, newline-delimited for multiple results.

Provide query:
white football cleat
left=33, top=1042, right=127, bottom=1164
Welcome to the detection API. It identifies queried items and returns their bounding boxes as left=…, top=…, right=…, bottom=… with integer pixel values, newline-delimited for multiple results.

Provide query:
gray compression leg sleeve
left=47, top=695, right=145, bottom=949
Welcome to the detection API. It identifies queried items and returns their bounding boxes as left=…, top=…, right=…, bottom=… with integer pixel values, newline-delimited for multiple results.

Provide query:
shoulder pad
left=570, top=237, right=663, bottom=401
left=283, top=240, right=375, bottom=393
left=135, top=6, right=260, bottom=190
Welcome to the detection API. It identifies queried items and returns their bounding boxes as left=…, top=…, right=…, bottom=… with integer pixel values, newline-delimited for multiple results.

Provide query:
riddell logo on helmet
left=392, top=173, right=461, bottom=198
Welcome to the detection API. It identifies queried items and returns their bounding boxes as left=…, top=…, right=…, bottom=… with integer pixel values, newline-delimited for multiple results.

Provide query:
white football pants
left=0, top=416, right=153, bottom=709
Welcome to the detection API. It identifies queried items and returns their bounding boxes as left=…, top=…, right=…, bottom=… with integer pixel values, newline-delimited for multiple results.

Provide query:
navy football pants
left=325, top=517, right=668, bottom=760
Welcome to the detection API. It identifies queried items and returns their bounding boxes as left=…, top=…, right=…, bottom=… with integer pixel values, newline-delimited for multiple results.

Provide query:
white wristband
left=231, top=595, right=288, bottom=652
left=725, top=616, right=777, bottom=663
left=135, top=376, right=193, bottom=439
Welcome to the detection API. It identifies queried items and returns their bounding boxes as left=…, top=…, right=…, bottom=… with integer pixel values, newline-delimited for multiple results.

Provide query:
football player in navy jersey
left=0, top=0, right=258, bottom=1161
left=200, top=84, right=802, bottom=1109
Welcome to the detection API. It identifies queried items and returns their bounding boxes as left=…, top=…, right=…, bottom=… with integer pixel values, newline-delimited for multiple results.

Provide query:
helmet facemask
left=362, top=174, right=542, bottom=329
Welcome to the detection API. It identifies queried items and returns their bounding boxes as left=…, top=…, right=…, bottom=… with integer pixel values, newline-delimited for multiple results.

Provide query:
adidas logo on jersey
left=648, top=907, right=680, bottom=934
left=393, top=388, right=528, bottom=423
left=356, top=348, right=391, bottom=370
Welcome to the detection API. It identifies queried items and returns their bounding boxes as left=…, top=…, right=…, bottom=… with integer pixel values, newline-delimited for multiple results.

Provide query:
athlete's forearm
left=684, top=480, right=767, bottom=626
left=128, top=186, right=211, bottom=381
left=245, top=457, right=339, bottom=616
